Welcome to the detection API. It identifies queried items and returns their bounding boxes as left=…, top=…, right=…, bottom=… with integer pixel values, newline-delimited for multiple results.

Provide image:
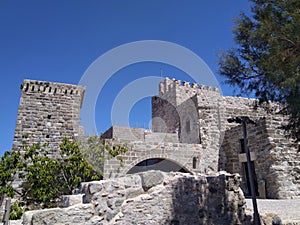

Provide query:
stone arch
left=122, top=156, right=192, bottom=175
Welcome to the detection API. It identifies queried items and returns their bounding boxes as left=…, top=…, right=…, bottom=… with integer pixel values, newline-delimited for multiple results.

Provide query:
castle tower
left=12, top=79, right=85, bottom=156
left=152, top=77, right=221, bottom=145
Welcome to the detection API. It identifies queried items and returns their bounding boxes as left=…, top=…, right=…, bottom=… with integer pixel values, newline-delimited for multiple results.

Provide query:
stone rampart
left=19, top=171, right=249, bottom=225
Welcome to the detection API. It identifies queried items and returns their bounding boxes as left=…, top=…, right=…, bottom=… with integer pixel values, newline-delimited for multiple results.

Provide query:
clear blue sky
left=0, top=0, right=252, bottom=155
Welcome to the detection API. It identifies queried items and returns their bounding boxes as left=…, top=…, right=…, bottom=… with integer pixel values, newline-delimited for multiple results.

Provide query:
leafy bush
left=9, top=201, right=24, bottom=220
left=0, top=151, right=21, bottom=198
left=0, top=135, right=128, bottom=216
left=20, top=138, right=100, bottom=208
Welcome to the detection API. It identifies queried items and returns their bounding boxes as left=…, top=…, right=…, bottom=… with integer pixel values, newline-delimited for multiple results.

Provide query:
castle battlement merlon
left=158, top=77, right=220, bottom=97
left=21, top=79, right=86, bottom=107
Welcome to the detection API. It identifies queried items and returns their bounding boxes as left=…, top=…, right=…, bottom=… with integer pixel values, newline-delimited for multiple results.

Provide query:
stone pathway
left=245, top=198, right=300, bottom=223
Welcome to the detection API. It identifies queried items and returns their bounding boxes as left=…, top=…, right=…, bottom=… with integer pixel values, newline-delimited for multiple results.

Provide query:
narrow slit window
left=240, top=139, right=246, bottom=153
left=186, top=120, right=191, bottom=133
left=193, top=157, right=197, bottom=169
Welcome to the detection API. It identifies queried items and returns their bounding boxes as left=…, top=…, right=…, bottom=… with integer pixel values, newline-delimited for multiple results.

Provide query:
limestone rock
left=138, top=170, right=165, bottom=191
left=19, top=171, right=251, bottom=225
left=23, top=204, right=93, bottom=225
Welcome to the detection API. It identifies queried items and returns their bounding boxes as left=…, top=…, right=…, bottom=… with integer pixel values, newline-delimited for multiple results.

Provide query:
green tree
left=0, top=151, right=24, bottom=220
left=80, top=136, right=128, bottom=173
left=80, top=136, right=106, bottom=178
left=20, top=138, right=99, bottom=208
left=20, top=137, right=128, bottom=209
left=218, top=0, right=300, bottom=143
left=59, top=138, right=99, bottom=195
left=1, top=136, right=128, bottom=213
left=0, top=151, right=21, bottom=198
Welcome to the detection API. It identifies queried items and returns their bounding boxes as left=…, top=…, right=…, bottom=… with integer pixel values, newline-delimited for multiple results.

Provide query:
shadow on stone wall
left=168, top=174, right=248, bottom=225
left=219, top=116, right=299, bottom=199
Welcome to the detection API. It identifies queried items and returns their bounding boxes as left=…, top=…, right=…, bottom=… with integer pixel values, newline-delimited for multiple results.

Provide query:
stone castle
left=12, top=78, right=300, bottom=200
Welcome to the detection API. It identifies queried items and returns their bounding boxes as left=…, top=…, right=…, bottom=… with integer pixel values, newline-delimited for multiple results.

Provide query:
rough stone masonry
left=12, top=79, right=85, bottom=156
left=11, top=78, right=300, bottom=199
left=17, top=171, right=250, bottom=225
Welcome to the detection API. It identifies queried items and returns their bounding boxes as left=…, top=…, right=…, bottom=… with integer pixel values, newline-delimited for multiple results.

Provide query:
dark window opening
left=186, top=120, right=190, bottom=133
left=127, top=158, right=188, bottom=174
left=47, top=115, right=52, bottom=119
left=193, top=157, right=197, bottom=169
left=240, top=139, right=246, bottom=153
left=46, top=134, right=50, bottom=138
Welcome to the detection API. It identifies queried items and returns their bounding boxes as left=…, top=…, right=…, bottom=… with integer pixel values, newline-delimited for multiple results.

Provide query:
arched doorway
left=127, top=158, right=189, bottom=174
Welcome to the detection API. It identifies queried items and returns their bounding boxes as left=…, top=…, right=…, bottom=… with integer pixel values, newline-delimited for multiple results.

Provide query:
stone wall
left=101, top=126, right=179, bottom=143
left=12, top=79, right=85, bottom=156
left=10, top=77, right=300, bottom=200
left=152, top=96, right=180, bottom=133
left=100, top=126, right=219, bottom=178
left=221, top=117, right=300, bottom=199
left=19, top=171, right=248, bottom=225
left=153, top=78, right=300, bottom=199
left=104, top=134, right=206, bottom=179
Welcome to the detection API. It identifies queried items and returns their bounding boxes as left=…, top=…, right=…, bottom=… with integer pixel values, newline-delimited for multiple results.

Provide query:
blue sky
left=0, top=0, right=252, bottom=155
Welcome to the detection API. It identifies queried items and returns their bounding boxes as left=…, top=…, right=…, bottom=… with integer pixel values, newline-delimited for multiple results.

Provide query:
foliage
left=104, top=139, right=128, bottom=165
left=81, top=136, right=128, bottom=169
left=80, top=136, right=106, bottom=177
left=218, top=0, right=300, bottom=143
left=20, top=138, right=100, bottom=208
left=0, top=136, right=128, bottom=214
left=0, top=151, right=21, bottom=198
left=9, top=201, right=24, bottom=220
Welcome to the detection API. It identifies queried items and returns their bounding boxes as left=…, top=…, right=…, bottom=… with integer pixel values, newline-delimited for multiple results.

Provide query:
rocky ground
left=245, top=198, right=300, bottom=225
left=6, top=171, right=300, bottom=225
left=8, top=171, right=249, bottom=225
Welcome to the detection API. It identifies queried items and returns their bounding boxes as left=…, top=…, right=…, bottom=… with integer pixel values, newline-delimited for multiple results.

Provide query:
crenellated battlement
left=158, top=77, right=219, bottom=96
left=12, top=79, right=86, bottom=153
left=21, top=79, right=85, bottom=96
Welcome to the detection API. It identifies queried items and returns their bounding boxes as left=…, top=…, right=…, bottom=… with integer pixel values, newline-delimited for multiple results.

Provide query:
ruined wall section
left=220, top=119, right=270, bottom=197
left=12, top=79, right=85, bottom=156
left=219, top=97, right=300, bottom=199
left=262, top=116, right=300, bottom=199
left=20, top=171, right=248, bottom=225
